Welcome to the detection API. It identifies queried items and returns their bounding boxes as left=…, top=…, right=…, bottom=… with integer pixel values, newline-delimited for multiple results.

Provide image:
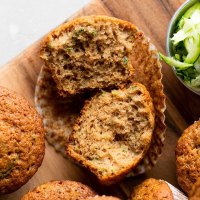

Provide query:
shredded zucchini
left=160, top=2, right=200, bottom=89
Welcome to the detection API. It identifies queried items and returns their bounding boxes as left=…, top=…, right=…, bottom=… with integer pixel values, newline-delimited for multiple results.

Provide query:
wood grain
left=0, top=0, right=199, bottom=199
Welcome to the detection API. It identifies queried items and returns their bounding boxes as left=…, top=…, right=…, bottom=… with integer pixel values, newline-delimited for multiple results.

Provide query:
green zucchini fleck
left=122, top=56, right=128, bottom=65
left=75, top=28, right=85, bottom=36
left=0, top=162, right=15, bottom=179
left=0, top=155, right=18, bottom=179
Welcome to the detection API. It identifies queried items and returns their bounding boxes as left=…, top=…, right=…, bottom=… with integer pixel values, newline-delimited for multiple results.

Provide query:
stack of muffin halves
left=36, top=15, right=166, bottom=185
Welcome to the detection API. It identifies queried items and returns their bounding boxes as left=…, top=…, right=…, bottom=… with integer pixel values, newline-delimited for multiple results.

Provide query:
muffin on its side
left=66, top=83, right=155, bottom=185
left=0, top=87, right=45, bottom=194
left=40, top=15, right=137, bottom=96
left=21, top=180, right=96, bottom=200
left=130, top=178, right=174, bottom=200
left=176, top=120, right=200, bottom=194
left=189, top=179, right=200, bottom=200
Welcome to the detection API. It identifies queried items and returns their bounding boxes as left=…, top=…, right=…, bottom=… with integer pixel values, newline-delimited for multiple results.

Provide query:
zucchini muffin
left=66, top=83, right=155, bottom=185
left=130, top=178, right=174, bottom=200
left=21, top=180, right=96, bottom=200
left=0, top=87, right=45, bottom=194
left=36, top=15, right=166, bottom=176
left=176, top=120, right=200, bottom=194
left=40, top=15, right=137, bottom=96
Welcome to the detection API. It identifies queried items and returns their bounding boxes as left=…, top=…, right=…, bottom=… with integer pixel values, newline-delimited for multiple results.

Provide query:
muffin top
left=21, top=180, right=96, bottom=200
left=0, top=87, right=45, bottom=194
left=130, top=178, right=174, bottom=200
left=176, top=120, right=200, bottom=194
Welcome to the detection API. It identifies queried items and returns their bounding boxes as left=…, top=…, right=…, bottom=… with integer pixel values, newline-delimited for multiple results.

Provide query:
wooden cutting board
left=1, top=0, right=199, bottom=199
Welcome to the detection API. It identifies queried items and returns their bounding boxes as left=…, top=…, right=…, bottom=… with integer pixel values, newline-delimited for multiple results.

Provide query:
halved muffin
left=66, top=83, right=155, bottom=185
left=40, top=15, right=137, bottom=96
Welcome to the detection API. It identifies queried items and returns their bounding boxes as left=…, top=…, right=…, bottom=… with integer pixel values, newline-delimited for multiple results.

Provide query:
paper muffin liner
left=35, top=66, right=85, bottom=156
left=166, top=182, right=187, bottom=200
left=126, top=30, right=166, bottom=176
left=35, top=19, right=166, bottom=175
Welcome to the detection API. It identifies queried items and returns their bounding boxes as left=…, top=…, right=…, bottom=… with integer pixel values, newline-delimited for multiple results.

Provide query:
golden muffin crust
left=130, top=178, right=174, bottom=200
left=176, top=120, right=200, bottom=194
left=21, top=180, right=96, bottom=200
left=189, top=178, right=200, bottom=200
left=0, top=87, right=45, bottom=194
left=87, top=196, right=120, bottom=200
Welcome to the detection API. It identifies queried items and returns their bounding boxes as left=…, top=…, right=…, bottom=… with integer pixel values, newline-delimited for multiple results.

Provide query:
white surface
left=0, top=0, right=90, bottom=67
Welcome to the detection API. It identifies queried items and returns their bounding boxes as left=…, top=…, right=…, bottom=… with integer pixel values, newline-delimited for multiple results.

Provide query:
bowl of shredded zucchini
left=160, top=0, right=200, bottom=95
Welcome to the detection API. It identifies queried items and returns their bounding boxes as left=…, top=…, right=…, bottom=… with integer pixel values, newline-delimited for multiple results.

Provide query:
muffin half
left=40, top=15, right=137, bottom=96
left=66, top=83, right=155, bottom=185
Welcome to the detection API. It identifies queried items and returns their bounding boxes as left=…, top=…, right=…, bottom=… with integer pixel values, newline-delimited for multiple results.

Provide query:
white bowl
left=166, top=0, right=200, bottom=95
